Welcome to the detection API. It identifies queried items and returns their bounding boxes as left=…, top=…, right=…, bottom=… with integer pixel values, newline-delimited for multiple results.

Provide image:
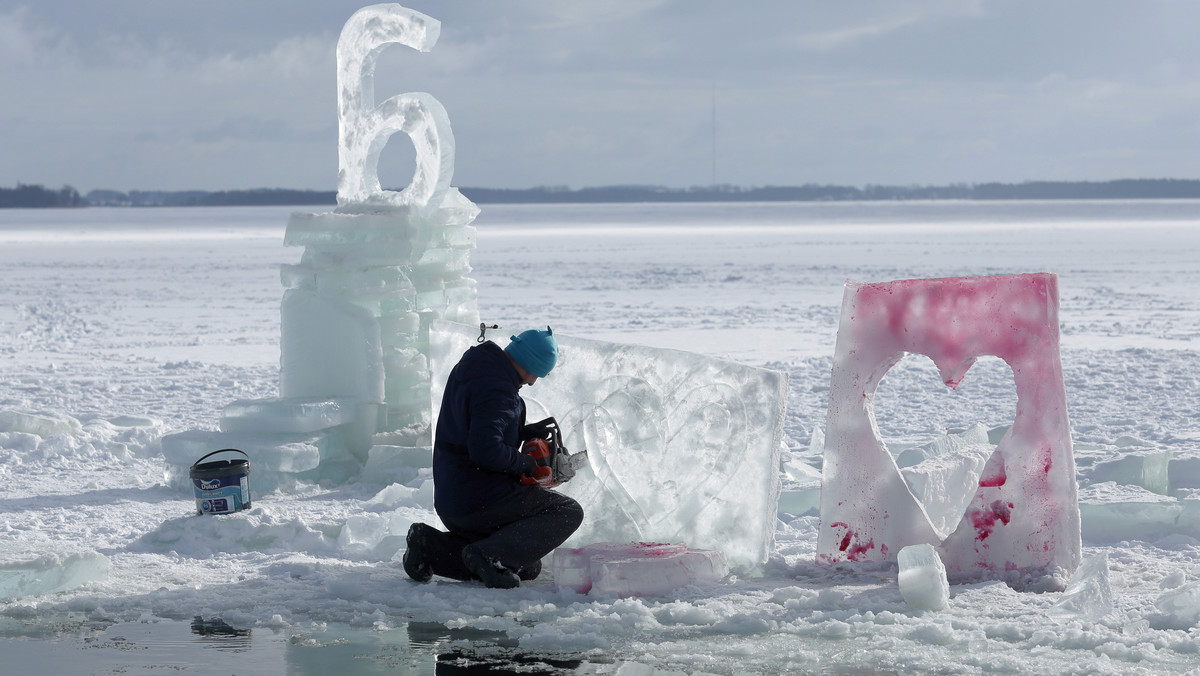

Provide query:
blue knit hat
left=505, top=326, right=558, bottom=378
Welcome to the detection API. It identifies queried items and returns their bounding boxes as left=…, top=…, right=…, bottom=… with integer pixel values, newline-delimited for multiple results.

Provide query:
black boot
left=403, top=523, right=434, bottom=583
left=515, top=559, right=542, bottom=581
left=461, top=545, right=519, bottom=589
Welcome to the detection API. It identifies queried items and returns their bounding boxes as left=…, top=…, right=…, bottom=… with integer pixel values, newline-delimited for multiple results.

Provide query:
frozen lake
left=2, top=200, right=1200, bottom=674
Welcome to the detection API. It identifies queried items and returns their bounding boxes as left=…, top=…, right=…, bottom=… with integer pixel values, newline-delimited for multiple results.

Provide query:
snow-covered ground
left=3, top=200, right=1200, bottom=674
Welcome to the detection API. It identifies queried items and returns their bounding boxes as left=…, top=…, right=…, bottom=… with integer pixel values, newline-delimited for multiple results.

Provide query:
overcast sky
left=3, top=1, right=1200, bottom=193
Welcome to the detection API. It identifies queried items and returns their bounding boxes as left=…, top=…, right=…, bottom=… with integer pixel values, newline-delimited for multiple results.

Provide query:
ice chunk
left=300, top=240, right=415, bottom=269
left=819, top=274, right=1080, bottom=589
left=897, top=544, right=949, bottom=611
left=364, top=482, right=422, bottom=510
left=285, top=211, right=421, bottom=247
left=1077, top=482, right=1199, bottom=542
left=1154, top=580, right=1200, bottom=628
left=161, top=429, right=319, bottom=474
left=358, top=445, right=432, bottom=487
left=382, top=348, right=428, bottom=392
left=336, top=4, right=452, bottom=211
left=0, top=410, right=81, bottom=437
left=280, top=262, right=416, bottom=302
left=105, top=414, right=159, bottom=428
left=777, top=486, right=821, bottom=517
left=1170, top=455, right=1200, bottom=490
left=1048, top=553, right=1112, bottom=620
left=280, top=289, right=384, bottom=404
left=1080, top=448, right=1173, bottom=495
left=338, top=484, right=436, bottom=560
left=779, top=445, right=822, bottom=516
left=338, top=514, right=391, bottom=557
left=0, top=546, right=110, bottom=600
left=896, top=423, right=990, bottom=468
left=220, top=397, right=360, bottom=434
left=431, top=320, right=788, bottom=573
left=901, top=443, right=993, bottom=539
left=279, top=290, right=384, bottom=460
left=553, top=542, right=728, bottom=597
left=161, top=429, right=339, bottom=494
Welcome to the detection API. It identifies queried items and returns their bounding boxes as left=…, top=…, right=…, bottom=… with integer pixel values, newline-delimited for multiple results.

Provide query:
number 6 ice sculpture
left=817, top=273, right=1081, bottom=589
left=336, top=4, right=453, bottom=210
left=279, top=3, right=480, bottom=450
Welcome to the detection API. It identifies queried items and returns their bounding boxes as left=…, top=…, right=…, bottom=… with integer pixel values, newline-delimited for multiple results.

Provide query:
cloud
left=0, top=5, right=71, bottom=66
left=532, top=0, right=673, bottom=30
left=190, top=117, right=306, bottom=144
left=194, top=34, right=332, bottom=87
left=5, top=0, right=1200, bottom=191
left=791, top=1, right=984, bottom=51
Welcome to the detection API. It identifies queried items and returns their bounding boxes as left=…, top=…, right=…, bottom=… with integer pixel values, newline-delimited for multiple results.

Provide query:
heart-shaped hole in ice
left=873, top=354, right=1017, bottom=538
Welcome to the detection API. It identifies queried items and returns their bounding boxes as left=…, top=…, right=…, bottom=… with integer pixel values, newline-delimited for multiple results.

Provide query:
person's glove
left=520, top=464, right=556, bottom=487
left=520, top=438, right=557, bottom=487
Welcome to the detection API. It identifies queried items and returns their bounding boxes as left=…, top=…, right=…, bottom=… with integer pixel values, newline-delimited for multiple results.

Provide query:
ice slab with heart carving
left=818, top=273, right=1080, bottom=589
left=429, top=320, right=788, bottom=574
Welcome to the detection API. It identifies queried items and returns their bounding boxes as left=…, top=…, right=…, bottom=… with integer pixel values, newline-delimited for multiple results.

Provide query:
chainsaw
left=521, top=416, right=588, bottom=484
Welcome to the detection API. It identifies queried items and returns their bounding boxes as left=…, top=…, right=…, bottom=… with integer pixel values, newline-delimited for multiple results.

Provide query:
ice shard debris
left=818, top=273, right=1080, bottom=589
left=900, top=442, right=993, bottom=540
left=1048, top=553, right=1113, bottom=620
left=1154, top=579, right=1200, bottom=628
left=0, top=546, right=111, bottom=601
left=430, top=320, right=787, bottom=574
left=0, top=410, right=81, bottom=437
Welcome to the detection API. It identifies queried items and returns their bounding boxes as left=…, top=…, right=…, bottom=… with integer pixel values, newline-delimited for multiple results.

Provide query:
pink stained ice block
left=818, top=273, right=1080, bottom=589
left=553, top=542, right=729, bottom=597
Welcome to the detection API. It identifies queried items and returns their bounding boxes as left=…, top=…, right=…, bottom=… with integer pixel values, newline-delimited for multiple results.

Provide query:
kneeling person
left=403, top=326, right=584, bottom=588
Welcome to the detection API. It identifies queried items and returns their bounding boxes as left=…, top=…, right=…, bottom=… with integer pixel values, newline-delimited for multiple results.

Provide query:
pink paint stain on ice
left=829, top=521, right=875, bottom=561
left=979, top=455, right=1007, bottom=488
left=970, top=500, right=1014, bottom=542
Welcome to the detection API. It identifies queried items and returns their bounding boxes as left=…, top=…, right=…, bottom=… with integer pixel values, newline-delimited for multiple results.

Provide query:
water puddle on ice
left=0, top=615, right=899, bottom=674
left=0, top=617, right=576, bottom=675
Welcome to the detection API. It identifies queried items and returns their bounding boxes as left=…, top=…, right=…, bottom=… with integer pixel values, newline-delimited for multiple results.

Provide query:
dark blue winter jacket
left=432, top=341, right=538, bottom=518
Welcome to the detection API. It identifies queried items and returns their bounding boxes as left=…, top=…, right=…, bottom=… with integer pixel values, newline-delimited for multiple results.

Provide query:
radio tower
left=711, top=82, right=717, bottom=187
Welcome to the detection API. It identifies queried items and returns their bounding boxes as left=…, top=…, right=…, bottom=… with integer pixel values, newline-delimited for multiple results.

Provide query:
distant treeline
left=84, top=188, right=338, bottom=207
left=0, top=184, right=84, bottom=208
left=463, top=179, right=1200, bottom=203
left=7, top=179, right=1200, bottom=208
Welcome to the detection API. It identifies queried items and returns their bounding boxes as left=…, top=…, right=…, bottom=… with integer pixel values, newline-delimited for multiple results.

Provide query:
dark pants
left=425, top=486, right=584, bottom=581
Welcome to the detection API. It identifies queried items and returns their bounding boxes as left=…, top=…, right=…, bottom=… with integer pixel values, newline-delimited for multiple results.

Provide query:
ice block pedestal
left=553, top=542, right=729, bottom=597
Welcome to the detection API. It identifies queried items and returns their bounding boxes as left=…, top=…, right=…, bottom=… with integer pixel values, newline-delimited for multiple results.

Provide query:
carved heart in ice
left=430, top=321, right=788, bottom=573
left=554, top=376, right=749, bottom=540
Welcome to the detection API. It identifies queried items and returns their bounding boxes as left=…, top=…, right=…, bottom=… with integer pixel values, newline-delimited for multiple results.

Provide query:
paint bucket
left=189, top=448, right=251, bottom=515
